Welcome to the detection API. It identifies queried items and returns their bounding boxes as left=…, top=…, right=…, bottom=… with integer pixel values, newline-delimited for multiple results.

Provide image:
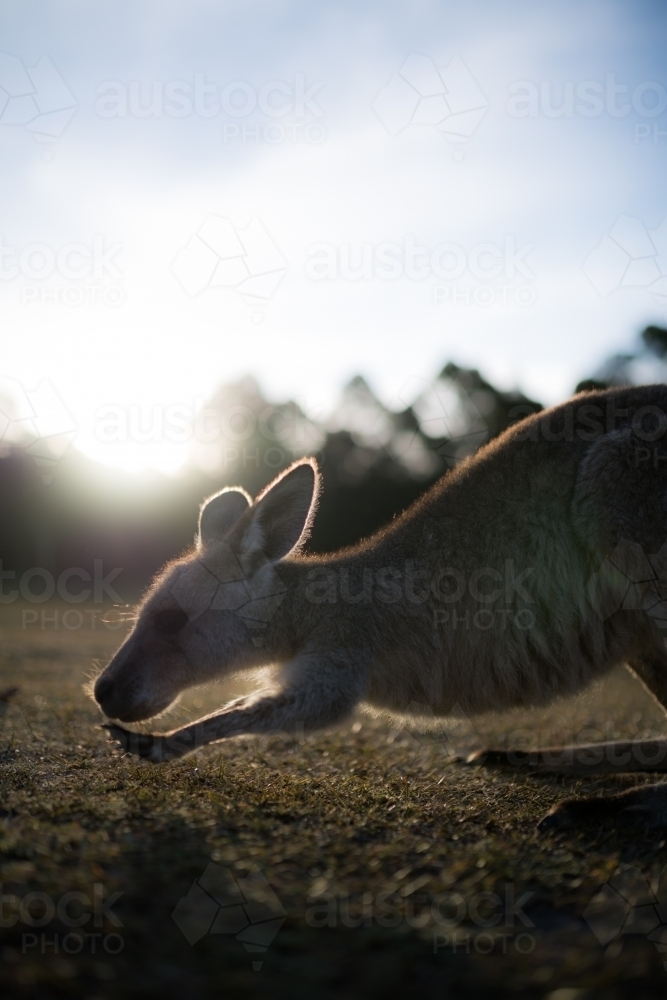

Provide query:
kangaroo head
left=93, top=459, right=320, bottom=722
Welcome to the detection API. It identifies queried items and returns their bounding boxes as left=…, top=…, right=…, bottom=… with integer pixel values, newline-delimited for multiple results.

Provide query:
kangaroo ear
left=199, top=487, right=251, bottom=547
left=238, top=459, right=320, bottom=563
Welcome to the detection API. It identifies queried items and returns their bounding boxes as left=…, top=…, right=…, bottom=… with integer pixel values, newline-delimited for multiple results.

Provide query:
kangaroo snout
left=94, top=660, right=160, bottom=723
left=93, top=673, right=115, bottom=709
left=94, top=623, right=192, bottom=722
left=94, top=668, right=141, bottom=722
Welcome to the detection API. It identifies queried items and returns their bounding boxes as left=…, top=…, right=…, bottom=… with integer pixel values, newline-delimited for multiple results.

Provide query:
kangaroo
left=96, top=384, right=667, bottom=827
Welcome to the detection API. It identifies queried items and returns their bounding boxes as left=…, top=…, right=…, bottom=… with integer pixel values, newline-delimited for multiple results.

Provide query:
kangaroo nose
left=95, top=675, right=114, bottom=706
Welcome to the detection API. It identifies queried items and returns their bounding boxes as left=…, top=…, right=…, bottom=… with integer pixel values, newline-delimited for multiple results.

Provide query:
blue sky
left=1, top=0, right=666, bottom=469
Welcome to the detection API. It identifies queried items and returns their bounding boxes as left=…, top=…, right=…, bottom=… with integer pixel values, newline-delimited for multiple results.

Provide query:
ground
left=2, top=602, right=667, bottom=998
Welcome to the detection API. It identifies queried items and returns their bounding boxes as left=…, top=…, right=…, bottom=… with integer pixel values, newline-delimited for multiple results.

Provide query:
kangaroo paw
left=463, top=748, right=516, bottom=767
left=538, top=782, right=667, bottom=830
left=101, top=724, right=174, bottom=763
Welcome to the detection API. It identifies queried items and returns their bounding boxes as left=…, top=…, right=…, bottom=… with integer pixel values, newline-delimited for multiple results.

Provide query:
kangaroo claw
left=464, top=748, right=514, bottom=767
left=101, top=723, right=170, bottom=763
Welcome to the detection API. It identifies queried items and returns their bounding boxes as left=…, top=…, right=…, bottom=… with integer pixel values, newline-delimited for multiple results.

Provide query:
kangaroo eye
left=154, top=609, right=189, bottom=635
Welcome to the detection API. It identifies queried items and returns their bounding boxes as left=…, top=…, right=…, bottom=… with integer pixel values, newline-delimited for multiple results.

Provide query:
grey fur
left=96, top=385, right=667, bottom=826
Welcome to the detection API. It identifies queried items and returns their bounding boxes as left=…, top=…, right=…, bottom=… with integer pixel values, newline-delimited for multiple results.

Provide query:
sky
left=1, top=0, right=666, bottom=471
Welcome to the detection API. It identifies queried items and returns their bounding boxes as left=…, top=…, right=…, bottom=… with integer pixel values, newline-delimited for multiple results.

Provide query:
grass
left=1, top=601, right=667, bottom=997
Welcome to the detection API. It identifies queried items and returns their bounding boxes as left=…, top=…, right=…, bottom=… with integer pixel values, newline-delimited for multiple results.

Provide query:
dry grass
left=1, top=601, right=667, bottom=997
